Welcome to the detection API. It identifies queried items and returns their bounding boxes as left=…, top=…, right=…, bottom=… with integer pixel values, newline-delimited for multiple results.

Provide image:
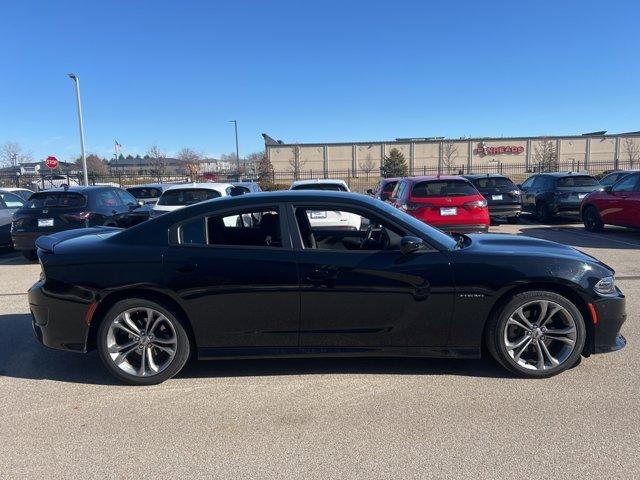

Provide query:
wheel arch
left=86, top=288, right=197, bottom=353
left=481, top=281, right=594, bottom=357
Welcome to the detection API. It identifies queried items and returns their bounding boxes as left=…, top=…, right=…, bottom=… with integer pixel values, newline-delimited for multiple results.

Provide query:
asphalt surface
left=1, top=216, right=638, bottom=479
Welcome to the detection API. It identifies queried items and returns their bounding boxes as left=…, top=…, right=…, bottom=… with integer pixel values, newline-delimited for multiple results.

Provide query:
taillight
left=463, top=199, right=488, bottom=211
left=402, top=202, right=434, bottom=212
left=62, top=211, right=93, bottom=222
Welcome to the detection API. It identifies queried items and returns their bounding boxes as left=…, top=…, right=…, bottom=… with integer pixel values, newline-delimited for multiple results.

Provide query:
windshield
left=411, top=180, right=478, bottom=197
left=26, top=192, right=86, bottom=208
left=157, top=188, right=221, bottom=206
left=556, top=176, right=599, bottom=187
left=375, top=201, right=458, bottom=250
left=472, top=177, right=515, bottom=189
left=291, top=183, right=348, bottom=192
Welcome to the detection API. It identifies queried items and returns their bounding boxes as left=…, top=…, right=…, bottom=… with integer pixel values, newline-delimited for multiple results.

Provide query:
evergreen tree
left=381, top=148, right=408, bottom=178
left=257, top=153, right=274, bottom=190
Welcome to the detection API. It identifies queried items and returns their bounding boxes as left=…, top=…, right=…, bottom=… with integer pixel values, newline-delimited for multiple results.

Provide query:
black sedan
left=11, top=186, right=141, bottom=260
left=28, top=191, right=626, bottom=385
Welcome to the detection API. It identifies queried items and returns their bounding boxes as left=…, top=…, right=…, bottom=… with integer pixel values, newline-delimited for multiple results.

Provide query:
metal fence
left=1, top=159, right=635, bottom=194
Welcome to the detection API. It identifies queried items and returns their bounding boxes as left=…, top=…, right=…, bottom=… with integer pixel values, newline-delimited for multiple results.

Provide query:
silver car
left=0, top=190, right=26, bottom=247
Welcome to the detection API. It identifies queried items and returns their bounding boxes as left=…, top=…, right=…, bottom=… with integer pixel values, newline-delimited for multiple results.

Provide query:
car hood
left=461, top=233, right=614, bottom=272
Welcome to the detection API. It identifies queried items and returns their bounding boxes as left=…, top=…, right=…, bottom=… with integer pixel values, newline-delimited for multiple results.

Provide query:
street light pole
left=229, top=120, right=240, bottom=180
left=67, top=73, right=89, bottom=186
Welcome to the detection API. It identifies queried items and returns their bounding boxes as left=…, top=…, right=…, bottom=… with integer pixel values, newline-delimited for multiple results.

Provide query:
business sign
left=45, top=156, right=59, bottom=169
left=475, top=143, right=525, bottom=156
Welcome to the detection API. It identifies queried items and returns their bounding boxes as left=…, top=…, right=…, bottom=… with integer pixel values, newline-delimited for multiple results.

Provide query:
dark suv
left=367, top=177, right=400, bottom=201
left=464, top=174, right=522, bottom=223
left=11, top=186, right=140, bottom=260
left=520, top=172, right=602, bottom=222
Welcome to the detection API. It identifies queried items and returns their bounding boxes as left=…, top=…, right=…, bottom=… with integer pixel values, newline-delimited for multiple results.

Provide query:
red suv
left=389, top=175, right=490, bottom=233
left=581, top=172, right=640, bottom=231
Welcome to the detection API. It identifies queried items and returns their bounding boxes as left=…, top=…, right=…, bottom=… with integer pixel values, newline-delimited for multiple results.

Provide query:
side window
left=612, top=175, right=639, bottom=193
left=392, top=181, right=405, bottom=200
left=293, top=206, right=406, bottom=252
left=521, top=176, right=535, bottom=189
left=96, top=190, right=122, bottom=207
left=0, top=192, right=25, bottom=208
left=178, top=207, right=282, bottom=248
left=115, top=189, right=138, bottom=206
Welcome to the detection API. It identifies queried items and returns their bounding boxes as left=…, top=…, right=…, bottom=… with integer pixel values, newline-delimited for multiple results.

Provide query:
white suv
left=290, top=179, right=362, bottom=230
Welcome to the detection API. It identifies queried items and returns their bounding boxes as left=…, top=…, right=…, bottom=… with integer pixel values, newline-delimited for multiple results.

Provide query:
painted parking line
left=554, top=227, right=640, bottom=248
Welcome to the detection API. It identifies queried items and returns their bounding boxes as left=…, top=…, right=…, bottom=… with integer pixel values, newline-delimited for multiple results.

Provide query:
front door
left=163, top=204, right=300, bottom=351
left=608, top=175, right=640, bottom=226
left=289, top=203, right=455, bottom=349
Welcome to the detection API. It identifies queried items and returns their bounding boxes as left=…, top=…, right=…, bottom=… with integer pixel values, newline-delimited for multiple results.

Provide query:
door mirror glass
left=400, top=236, right=425, bottom=255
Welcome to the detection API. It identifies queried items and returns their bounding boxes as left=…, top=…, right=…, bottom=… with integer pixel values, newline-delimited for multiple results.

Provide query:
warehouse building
left=263, top=131, right=640, bottom=180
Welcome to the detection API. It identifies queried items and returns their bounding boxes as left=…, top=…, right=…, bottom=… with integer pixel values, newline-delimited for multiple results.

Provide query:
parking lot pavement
left=1, top=225, right=638, bottom=479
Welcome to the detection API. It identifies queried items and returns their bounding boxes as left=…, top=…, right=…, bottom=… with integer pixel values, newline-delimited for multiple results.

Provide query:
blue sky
left=1, top=0, right=639, bottom=162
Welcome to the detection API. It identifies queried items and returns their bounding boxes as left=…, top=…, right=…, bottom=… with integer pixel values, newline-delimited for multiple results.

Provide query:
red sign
left=45, top=156, right=59, bottom=169
left=475, top=144, right=525, bottom=156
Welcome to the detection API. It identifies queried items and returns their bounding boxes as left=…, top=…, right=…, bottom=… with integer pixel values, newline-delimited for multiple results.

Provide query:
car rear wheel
left=97, top=299, right=191, bottom=385
left=583, top=206, right=604, bottom=232
left=21, top=250, right=37, bottom=261
left=535, top=202, right=551, bottom=222
left=486, top=291, right=586, bottom=378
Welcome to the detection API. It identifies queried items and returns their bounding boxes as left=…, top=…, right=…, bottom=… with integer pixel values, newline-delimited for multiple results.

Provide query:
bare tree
left=358, top=153, right=377, bottom=177
left=441, top=141, right=458, bottom=174
left=0, top=142, right=23, bottom=167
left=147, top=144, right=167, bottom=177
left=76, top=154, right=107, bottom=175
left=177, top=148, right=201, bottom=178
left=533, top=138, right=558, bottom=172
left=623, top=137, right=640, bottom=169
left=288, top=145, right=306, bottom=180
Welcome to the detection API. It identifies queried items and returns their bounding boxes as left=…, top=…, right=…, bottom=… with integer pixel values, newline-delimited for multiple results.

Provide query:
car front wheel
left=486, top=291, right=586, bottom=378
left=535, top=202, right=551, bottom=222
left=97, top=299, right=191, bottom=385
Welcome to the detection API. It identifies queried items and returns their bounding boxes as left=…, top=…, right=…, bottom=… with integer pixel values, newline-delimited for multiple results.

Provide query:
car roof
left=33, top=186, right=116, bottom=194
left=406, top=175, right=470, bottom=182
left=127, top=183, right=173, bottom=189
left=0, top=187, right=33, bottom=192
left=163, top=182, right=232, bottom=192
left=464, top=174, right=510, bottom=180
left=290, top=179, right=348, bottom=187
left=535, top=172, right=594, bottom=177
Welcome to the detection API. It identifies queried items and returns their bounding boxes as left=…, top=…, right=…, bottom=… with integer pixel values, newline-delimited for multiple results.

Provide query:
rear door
left=609, top=174, right=640, bottom=226
left=520, top=176, right=537, bottom=211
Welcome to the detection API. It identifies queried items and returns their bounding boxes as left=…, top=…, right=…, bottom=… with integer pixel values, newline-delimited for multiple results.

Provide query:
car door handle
left=306, top=267, right=339, bottom=284
left=175, top=262, right=197, bottom=273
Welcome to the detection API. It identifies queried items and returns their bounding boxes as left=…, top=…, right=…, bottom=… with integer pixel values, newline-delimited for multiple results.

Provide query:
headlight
left=594, top=276, right=616, bottom=295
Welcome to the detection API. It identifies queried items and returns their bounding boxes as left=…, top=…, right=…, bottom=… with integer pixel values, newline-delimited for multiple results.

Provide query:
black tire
left=485, top=290, right=586, bottom=378
left=21, top=250, right=37, bottom=261
left=535, top=202, right=551, bottom=223
left=97, top=298, right=191, bottom=385
left=582, top=205, right=604, bottom=232
left=506, top=216, right=520, bottom=224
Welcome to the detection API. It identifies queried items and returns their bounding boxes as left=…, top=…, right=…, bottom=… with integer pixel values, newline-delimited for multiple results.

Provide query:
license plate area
left=309, top=211, right=327, bottom=219
left=38, top=219, right=54, bottom=227
left=440, top=207, right=457, bottom=216
left=492, top=194, right=503, bottom=201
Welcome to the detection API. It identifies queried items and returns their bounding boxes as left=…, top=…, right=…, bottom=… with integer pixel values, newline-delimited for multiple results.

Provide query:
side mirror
left=366, top=188, right=373, bottom=195
left=400, top=236, right=426, bottom=255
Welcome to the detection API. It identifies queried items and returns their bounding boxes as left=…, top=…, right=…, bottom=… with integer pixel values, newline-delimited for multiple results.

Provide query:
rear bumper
left=591, top=294, right=627, bottom=354
left=28, top=280, right=91, bottom=352
left=435, top=223, right=489, bottom=234
left=488, top=204, right=522, bottom=217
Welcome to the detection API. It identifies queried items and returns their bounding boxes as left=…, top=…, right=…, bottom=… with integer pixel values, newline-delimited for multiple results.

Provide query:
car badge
left=43, top=209, right=48, bottom=214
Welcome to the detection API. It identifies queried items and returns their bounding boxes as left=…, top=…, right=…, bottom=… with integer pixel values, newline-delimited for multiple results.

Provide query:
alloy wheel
left=503, top=300, right=577, bottom=371
left=106, top=307, right=178, bottom=377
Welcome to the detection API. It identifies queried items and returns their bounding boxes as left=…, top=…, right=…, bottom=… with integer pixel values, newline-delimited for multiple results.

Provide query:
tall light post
left=67, top=73, right=89, bottom=186
left=229, top=120, right=240, bottom=179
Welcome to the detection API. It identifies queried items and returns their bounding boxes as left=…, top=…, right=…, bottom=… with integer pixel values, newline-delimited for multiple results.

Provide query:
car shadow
left=0, top=313, right=509, bottom=385
left=517, top=226, right=640, bottom=250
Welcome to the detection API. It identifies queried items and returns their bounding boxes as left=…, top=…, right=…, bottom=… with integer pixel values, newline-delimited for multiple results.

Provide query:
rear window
left=472, top=177, right=515, bottom=189
left=157, top=188, right=221, bottom=206
left=26, top=192, right=87, bottom=208
left=127, top=187, right=163, bottom=199
left=411, top=180, right=478, bottom=197
left=291, top=183, right=348, bottom=192
left=556, top=176, right=599, bottom=187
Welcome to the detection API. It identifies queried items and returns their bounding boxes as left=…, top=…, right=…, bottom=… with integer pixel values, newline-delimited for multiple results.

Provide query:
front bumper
left=590, top=294, right=627, bottom=354
left=28, top=280, right=91, bottom=352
